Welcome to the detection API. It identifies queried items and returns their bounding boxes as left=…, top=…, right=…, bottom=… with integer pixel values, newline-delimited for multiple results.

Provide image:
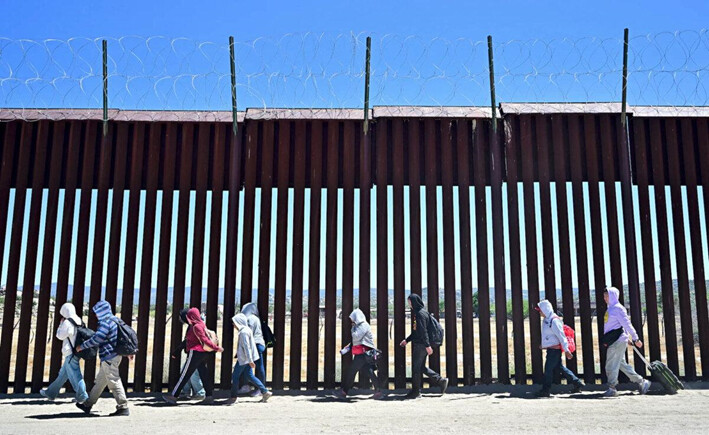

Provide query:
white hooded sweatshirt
left=538, top=300, right=570, bottom=353
left=56, top=303, right=82, bottom=357
left=232, top=313, right=260, bottom=366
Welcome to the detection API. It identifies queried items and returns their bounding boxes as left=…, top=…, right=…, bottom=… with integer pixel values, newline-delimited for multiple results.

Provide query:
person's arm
left=193, top=324, right=220, bottom=350
left=171, top=340, right=186, bottom=357
left=418, top=311, right=431, bottom=348
left=351, top=324, right=367, bottom=344
left=78, top=321, right=109, bottom=351
left=552, top=318, right=570, bottom=353
left=56, top=320, right=72, bottom=341
left=618, top=309, right=640, bottom=342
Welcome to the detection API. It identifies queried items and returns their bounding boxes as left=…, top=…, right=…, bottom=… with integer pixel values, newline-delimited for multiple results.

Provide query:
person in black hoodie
left=399, top=294, right=448, bottom=399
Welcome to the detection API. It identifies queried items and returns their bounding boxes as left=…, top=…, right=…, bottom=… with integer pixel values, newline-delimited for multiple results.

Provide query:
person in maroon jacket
left=163, top=308, right=222, bottom=405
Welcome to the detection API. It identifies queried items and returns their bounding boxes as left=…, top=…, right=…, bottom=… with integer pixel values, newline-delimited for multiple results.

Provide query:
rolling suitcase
left=631, top=344, right=684, bottom=394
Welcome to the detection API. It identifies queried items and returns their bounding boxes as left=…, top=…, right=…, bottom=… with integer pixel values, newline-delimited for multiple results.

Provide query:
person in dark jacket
left=399, top=294, right=448, bottom=399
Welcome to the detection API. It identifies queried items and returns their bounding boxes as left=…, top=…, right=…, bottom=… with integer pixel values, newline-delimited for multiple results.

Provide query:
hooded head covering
left=241, top=302, right=260, bottom=318
left=179, top=308, right=190, bottom=324
left=605, top=286, right=621, bottom=307
left=349, top=308, right=366, bottom=325
left=60, top=302, right=82, bottom=325
left=186, top=307, right=203, bottom=325
left=408, top=293, right=425, bottom=313
left=92, top=300, right=113, bottom=321
left=536, top=299, right=554, bottom=318
left=232, top=313, right=249, bottom=330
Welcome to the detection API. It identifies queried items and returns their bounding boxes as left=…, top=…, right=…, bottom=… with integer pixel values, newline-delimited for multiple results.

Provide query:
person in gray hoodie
left=236, top=302, right=267, bottom=396
left=226, top=313, right=272, bottom=404
left=535, top=299, right=584, bottom=397
left=334, top=309, right=384, bottom=400
left=602, top=287, right=651, bottom=397
left=40, top=303, right=89, bottom=403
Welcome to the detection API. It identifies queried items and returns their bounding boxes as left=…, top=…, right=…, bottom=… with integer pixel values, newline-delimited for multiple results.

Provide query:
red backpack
left=552, top=315, right=576, bottom=353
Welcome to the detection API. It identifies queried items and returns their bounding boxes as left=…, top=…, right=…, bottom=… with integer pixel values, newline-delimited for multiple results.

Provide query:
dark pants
left=171, top=350, right=214, bottom=398
left=412, top=343, right=442, bottom=393
left=542, top=348, right=580, bottom=391
left=342, top=354, right=381, bottom=393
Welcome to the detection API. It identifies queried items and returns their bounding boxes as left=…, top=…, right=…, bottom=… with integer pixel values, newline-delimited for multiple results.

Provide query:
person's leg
left=189, top=370, right=205, bottom=397
left=605, top=340, right=625, bottom=389
left=559, top=359, right=581, bottom=385
left=244, top=365, right=268, bottom=393
left=231, top=363, right=247, bottom=397
left=618, top=353, right=644, bottom=383
left=195, top=354, right=214, bottom=397
left=85, top=360, right=110, bottom=408
left=171, top=350, right=203, bottom=397
left=411, top=344, right=427, bottom=393
left=255, top=344, right=267, bottom=384
left=43, top=356, right=71, bottom=399
left=342, top=355, right=368, bottom=394
left=365, top=359, right=382, bottom=392
left=103, top=356, right=128, bottom=410
left=64, top=355, right=89, bottom=403
left=542, top=349, right=561, bottom=392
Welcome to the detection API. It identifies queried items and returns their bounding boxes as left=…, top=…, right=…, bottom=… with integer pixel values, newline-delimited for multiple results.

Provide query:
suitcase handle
left=630, top=342, right=651, bottom=367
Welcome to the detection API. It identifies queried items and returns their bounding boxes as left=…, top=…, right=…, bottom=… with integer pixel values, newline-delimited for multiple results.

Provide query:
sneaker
left=39, top=389, right=54, bottom=401
left=603, top=388, right=618, bottom=398
left=249, top=390, right=262, bottom=398
left=109, top=408, right=130, bottom=417
left=440, top=378, right=449, bottom=395
left=404, top=390, right=421, bottom=400
left=162, top=394, right=177, bottom=405
left=371, top=391, right=385, bottom=400
left=237, top=385, right=252, bottom=395
left=572, top=381, right=585, bottom=394
left=225, top=397, right=237, bottom=406
left=199, top=396, right=215, bottom=405
left=535, top=389, right=550, bottom=398
left=192, top=394, right=206, bottom=401
left=260, top=391, right=273, bottom=403
left=639, top=379, right=651, bottom=395
left=76, top=403, right=93, bottom=414
left=333, top=389, right=347, bottom=400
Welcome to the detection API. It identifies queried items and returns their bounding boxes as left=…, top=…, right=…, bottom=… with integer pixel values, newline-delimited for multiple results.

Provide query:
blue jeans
left=542, top=349, right=580, bottom=391
left=181, top=367, right=205, bottom=397
left=44, top=355, right=89, bottom=403
left=231, top=362, right=268, bottom=397
left=254, top=344, right=266, bottom=384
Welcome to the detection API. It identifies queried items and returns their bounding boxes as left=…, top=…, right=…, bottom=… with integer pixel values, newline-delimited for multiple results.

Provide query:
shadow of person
left=26, top=412, right=98, bottom=420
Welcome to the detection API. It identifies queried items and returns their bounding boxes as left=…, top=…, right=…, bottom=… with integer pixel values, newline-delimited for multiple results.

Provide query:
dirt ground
left=1, top=382, right=708, bottom=434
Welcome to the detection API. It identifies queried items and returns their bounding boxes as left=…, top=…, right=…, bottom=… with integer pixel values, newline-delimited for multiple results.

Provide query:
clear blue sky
left=2, top=1, right=709, bottom=303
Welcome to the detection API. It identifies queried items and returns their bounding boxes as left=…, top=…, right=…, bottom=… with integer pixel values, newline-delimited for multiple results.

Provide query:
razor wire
left=0, top=30, right=708, bottom=121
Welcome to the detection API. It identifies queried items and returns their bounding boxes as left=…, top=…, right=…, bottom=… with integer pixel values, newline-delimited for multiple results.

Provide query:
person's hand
left=217, top=346, right=224, bottom=353
left=171, top=355, right=176, bottom=359
left=399, top=340, right=407, bottom=347
left=634, top=340, right=643, bottom=349
left=565, top=351, right=574, bottom=360
left=249, top=362, right=255, bottom=369
left=426, top=346, right=433, bottom=356
left=128, top=355, right=135, bottom=361
left=538, top=344, right=543, bottom=350
left=75, top=346, right=81, bottom=353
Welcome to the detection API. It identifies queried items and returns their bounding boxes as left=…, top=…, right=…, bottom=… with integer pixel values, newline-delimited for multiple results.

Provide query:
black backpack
left=67, top=318, right=97, bottom=360
left=111, top=317, right=139, bottom=356
left=427, top=312, right=445, bottom=346
left=261, top=320, right=276, bottom=348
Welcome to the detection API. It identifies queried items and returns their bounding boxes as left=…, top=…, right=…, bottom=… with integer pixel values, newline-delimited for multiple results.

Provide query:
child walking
left=602, top=287, right=651, bottom=397
left=334, top=309, right=384, bottom=400
left=40, top=303, right=89, bottom=404
left=163, top=308, right=222, bottom=405
left=227, top=313, right=272, bottom=404
left=535, top=299, right=584, bottom=397
left=170, top=308, right=205, bottom=400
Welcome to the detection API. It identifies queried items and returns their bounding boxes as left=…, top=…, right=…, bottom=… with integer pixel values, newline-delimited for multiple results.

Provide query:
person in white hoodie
left=236, top=302, right=267, bottom=396
left=535, top=299, right=584, bottom=397
left=334, top=309, right=384, bottom=400
left=226, top=313, right=272, bottom=404
left=40, top=303, right=89, bottom=403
